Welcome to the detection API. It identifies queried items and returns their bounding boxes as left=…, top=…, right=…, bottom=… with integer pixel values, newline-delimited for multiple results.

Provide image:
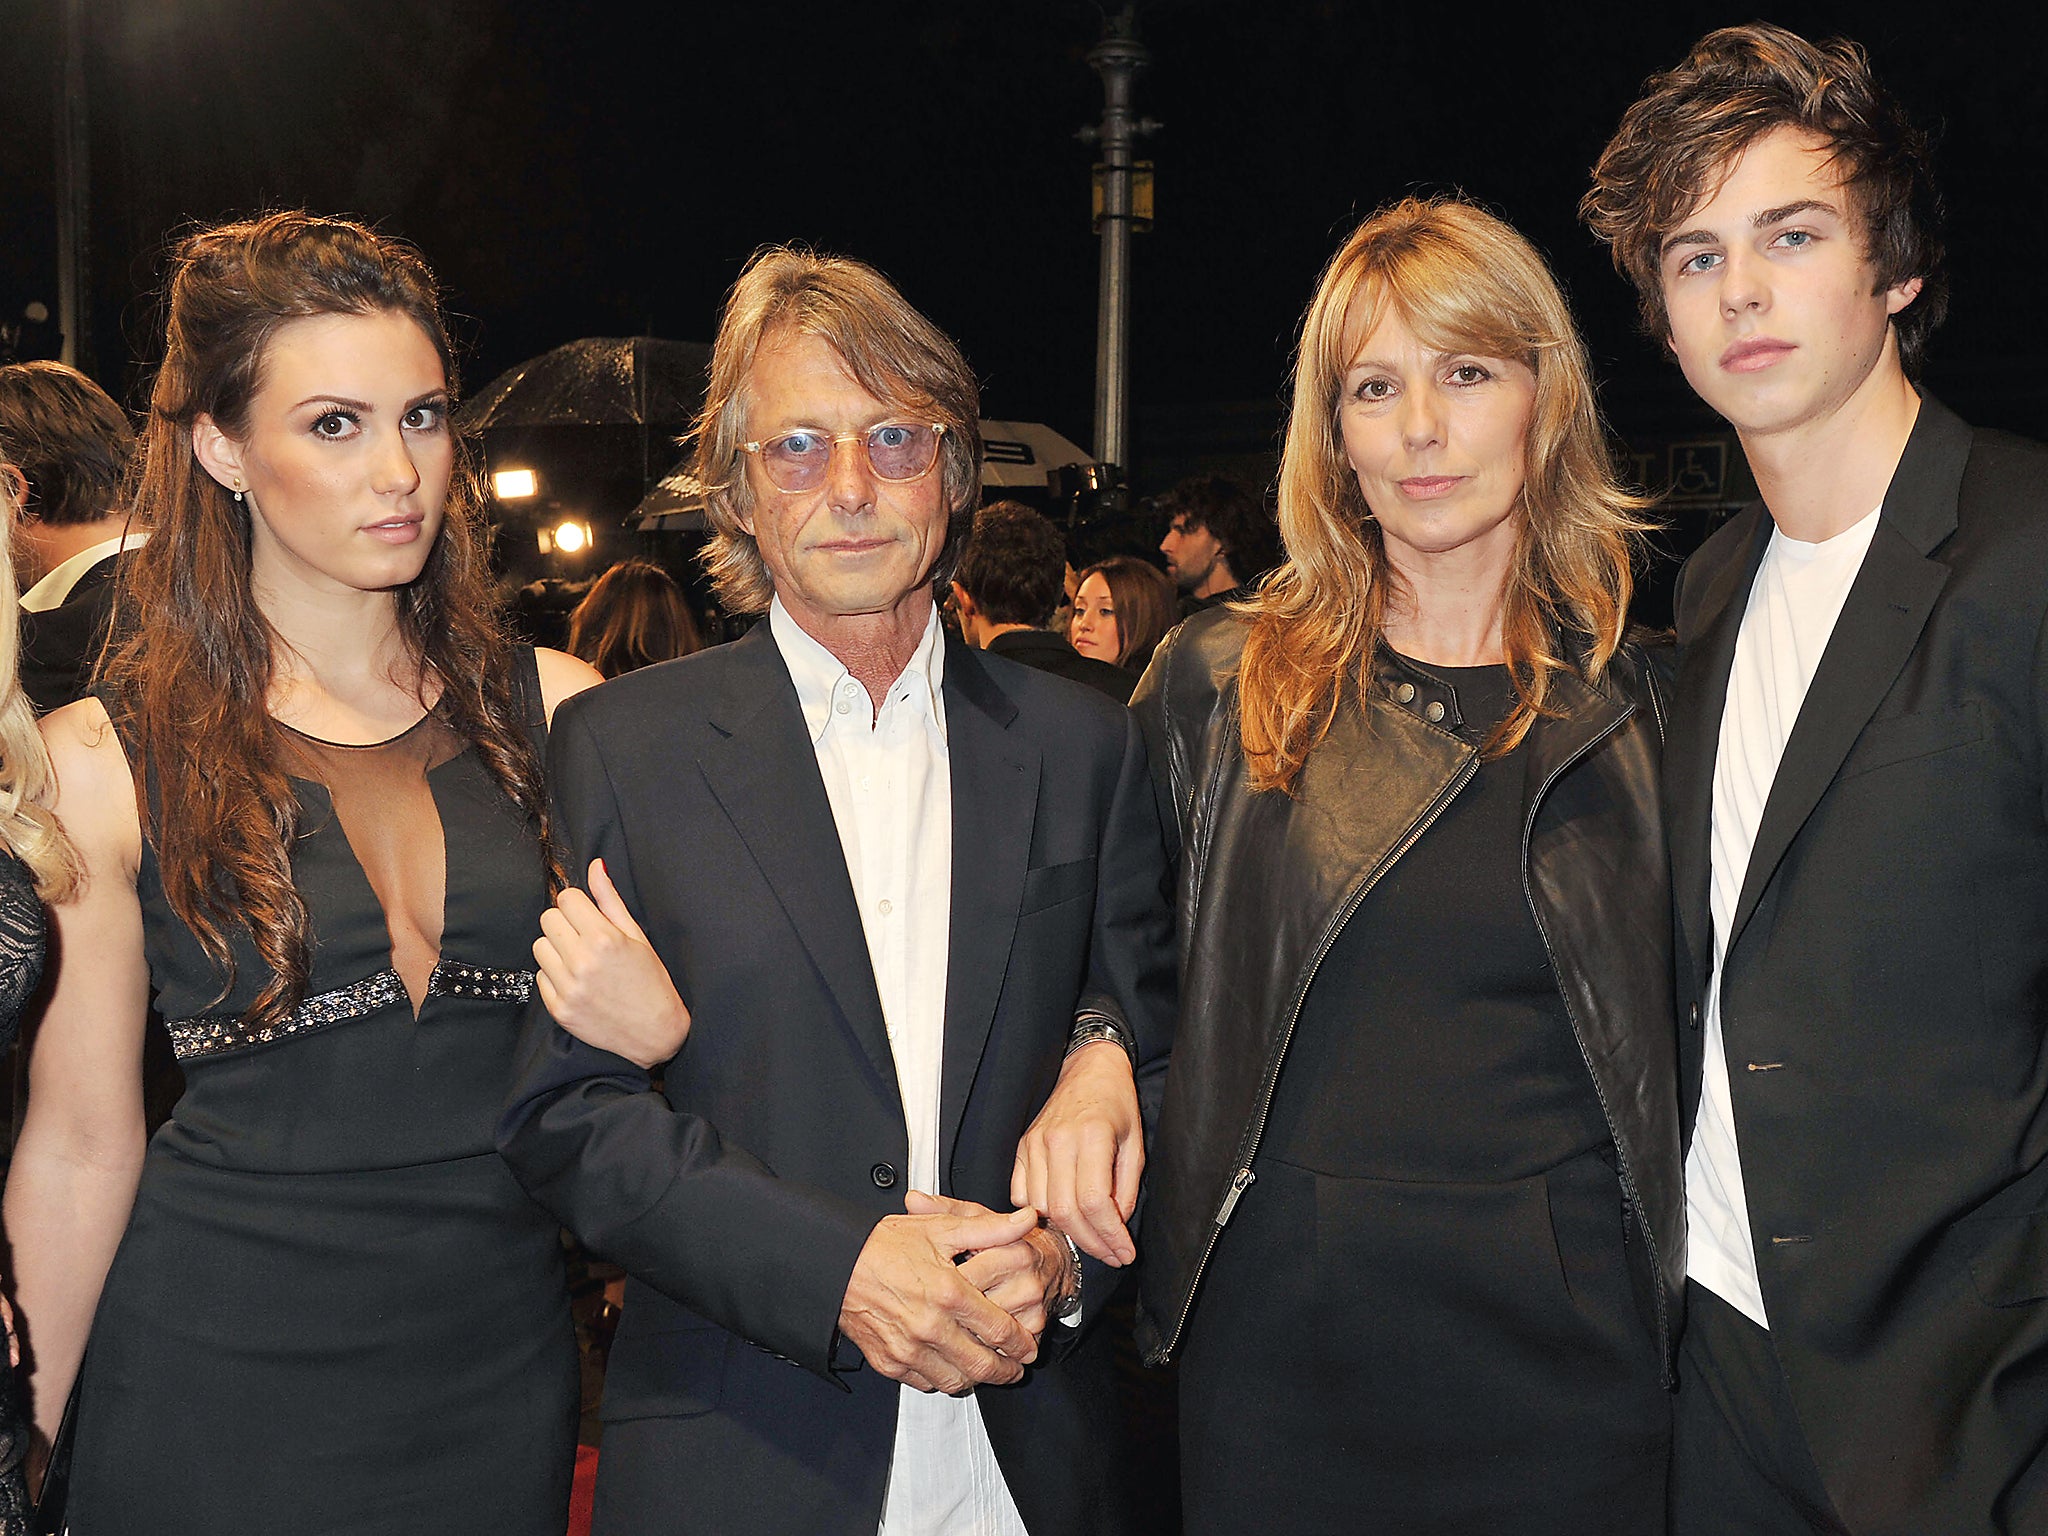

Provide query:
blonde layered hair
left=692, top=248, right=983, bottom=615
left=1239, top=197, right=1651, bottom=795
left=0, top=475, right=80, bottom=900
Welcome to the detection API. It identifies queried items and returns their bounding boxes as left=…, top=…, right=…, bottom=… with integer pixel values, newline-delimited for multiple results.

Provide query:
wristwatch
left=1049, top=1227, right=1084, bottom=1322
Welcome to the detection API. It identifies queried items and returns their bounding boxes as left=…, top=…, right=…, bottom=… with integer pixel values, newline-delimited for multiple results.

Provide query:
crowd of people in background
left=0, top=20, right=2044, bottom=1536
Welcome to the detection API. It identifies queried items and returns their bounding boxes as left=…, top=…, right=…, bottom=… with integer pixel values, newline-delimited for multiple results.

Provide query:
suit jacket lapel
left=938, top=640, right=1037, bottom=1170
left=696, top=624, right=900, bottom=1101
left=1724, top=396, right=1969, bottom=956
left=1667, top=506, right=1772, bottom=987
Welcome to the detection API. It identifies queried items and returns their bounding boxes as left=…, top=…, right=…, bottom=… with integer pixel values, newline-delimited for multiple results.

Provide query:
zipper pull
left=1215, top=1167, right=1256, bottom=1227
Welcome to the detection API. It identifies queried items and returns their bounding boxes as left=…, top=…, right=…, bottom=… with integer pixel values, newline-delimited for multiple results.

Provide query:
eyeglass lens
left=761, top=424, right=940, bottom=490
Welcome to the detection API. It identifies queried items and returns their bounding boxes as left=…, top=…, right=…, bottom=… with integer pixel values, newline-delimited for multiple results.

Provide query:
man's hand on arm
left=533, top=857, right=691, bottom=1070
left=1010, top=1037, right=1142, bottom=1266
left=836, top=1202, right=1043, bottom=1395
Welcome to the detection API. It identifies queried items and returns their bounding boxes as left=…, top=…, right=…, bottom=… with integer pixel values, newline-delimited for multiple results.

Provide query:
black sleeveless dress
left=66, top=658, right=577, bottom=1535
left=0, top=847, right=45, bottom=1536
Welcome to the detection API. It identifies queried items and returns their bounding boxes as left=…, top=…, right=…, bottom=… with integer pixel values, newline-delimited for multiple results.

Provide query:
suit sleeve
left=2034, top=597, right=2048, bottom=827
left=1079, top=703, right=1176, bottom=1126
left=1039, top=697, right=1175, bottom=1336
left=497, top=702, right=876, bottom=1383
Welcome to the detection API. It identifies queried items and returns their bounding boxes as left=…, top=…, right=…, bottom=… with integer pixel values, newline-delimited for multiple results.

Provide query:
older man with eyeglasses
left=500, top=248, right=1174, bottom=1536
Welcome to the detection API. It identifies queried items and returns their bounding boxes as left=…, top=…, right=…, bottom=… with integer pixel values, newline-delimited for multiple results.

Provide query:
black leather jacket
left=1130, top=608, right=1684, bottom=1374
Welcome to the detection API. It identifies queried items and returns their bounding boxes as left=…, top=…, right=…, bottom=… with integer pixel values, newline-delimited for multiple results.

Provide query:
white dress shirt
left=1687, top=505, right=1882, bottom=1328
left=19, top=528, right=148, bottom=612
left=767, top=599, right=1030, bottom=1536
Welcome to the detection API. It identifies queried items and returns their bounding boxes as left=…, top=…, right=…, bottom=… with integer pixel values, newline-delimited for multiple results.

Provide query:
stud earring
left=232, top=480, right=246, bottom=507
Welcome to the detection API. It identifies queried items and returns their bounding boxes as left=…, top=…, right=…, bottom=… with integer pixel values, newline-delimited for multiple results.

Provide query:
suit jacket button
left=1688, top=1002, right=1701, bottom=1030
left=871, top=1162, right=899, bottom=1189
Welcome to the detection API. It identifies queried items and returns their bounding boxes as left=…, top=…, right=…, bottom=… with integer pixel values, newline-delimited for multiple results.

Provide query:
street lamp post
left=56, top=0, right=90, bottom=371
left=1081, top=7, right=1158, bottom=485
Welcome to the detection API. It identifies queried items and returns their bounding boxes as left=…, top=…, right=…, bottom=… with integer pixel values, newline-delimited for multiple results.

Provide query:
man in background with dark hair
left=952, top=501, right=1134, bottom=703
left=1588, top=23, right=2048, bottom=1535
left=0, top=361, right=143, bottom=711
left=1154, top=473, right=1275, bottom=616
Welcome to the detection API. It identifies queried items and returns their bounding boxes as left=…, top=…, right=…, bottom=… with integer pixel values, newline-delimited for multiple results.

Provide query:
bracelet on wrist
left=1065, top=1011, right=1136, bottom=1069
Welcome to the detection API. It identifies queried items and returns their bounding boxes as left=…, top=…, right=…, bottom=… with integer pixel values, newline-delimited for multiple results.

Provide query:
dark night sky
left=6, top=0, right=2048, bottom=481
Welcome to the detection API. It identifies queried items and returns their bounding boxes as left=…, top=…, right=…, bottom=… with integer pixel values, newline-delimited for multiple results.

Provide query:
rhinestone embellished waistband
left=165, top=961, right=536, bottom=1062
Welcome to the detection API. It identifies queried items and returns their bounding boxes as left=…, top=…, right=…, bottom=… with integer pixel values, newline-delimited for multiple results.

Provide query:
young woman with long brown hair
left=4, top=212, right=602, bottom=1534
left=1133, top=198, right=1682, bottom=1533
left=1068, top=553, right=1176, bottom=675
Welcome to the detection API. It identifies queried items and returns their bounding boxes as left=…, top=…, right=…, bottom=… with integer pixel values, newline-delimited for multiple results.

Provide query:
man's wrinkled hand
left=1010, top=1040, right=1141, bottom=1266
left=837, top=1202, right=1041, bottom=1394
left=906, top=1190, right=1073, bottom=1338
left=535, top=858, right=691, bottom=1070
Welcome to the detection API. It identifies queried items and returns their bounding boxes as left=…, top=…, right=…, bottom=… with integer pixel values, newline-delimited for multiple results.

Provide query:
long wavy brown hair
left=101, top=211, right=552, bottom=1026
left=1239, top=197, right=1652, bottom=795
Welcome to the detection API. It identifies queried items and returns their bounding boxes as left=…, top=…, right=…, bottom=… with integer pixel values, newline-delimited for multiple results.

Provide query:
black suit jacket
left=985, top=627, right=1136, bottom=703
left=499, top=622, right=1174, bottom=1536
left=18, top=548, right=124, bottom=713
left=1668, top=397, right=2048, bottom=1534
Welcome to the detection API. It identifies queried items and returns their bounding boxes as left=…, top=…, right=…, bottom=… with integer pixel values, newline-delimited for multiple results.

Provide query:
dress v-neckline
left=280, top=716, right=466, bottom=1019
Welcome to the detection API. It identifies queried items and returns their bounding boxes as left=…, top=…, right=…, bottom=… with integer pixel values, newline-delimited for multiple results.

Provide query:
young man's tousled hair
left=954, top=500, right=1068, bottom=629
left=1155, top=474, right=1278, bottom=585
left=1582, top=22, right=1947, bottom=375
left=0, top=360, right=137, bottom=525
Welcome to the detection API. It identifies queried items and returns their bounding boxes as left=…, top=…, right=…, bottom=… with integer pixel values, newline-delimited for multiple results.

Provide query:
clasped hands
left=838, top=1041, right=1145, bottom=1395
left=836, top=1194, right=1075, bottom=1395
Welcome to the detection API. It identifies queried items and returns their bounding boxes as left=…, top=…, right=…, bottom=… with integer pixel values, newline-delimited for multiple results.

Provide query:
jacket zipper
left=1160, top=750, right=1481, bottom=1360
left=1515, top=701, right=1677, bottom=1385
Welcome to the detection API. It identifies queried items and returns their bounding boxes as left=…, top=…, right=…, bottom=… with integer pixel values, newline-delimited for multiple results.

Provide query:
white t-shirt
left=1685, top=505, right=1882, bottom=1328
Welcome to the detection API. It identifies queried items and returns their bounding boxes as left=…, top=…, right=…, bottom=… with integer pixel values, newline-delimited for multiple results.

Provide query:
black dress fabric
left=1178, top=660, right=1666, bottom=1535
left=0, top=847, right=44, bottom=1536
left=66, top=659, right=577, bottom=1536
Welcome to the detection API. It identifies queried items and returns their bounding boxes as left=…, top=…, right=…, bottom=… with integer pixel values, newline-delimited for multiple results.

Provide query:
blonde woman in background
left=0, top=460, right=81, bottom=1533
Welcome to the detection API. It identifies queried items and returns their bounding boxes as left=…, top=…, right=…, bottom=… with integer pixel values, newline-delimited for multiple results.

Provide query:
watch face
left=1051, top=1231, right=1084, bottom=1319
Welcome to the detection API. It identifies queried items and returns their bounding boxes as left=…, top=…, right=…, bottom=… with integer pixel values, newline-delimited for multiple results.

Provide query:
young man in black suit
left=951, top=500, right=1135, bottom=704
left=1587, top=24, right=2048, bottom=1535
left=0, top=361, right=141, bottom=712
left=500, top=249, right=1173, bottom=1536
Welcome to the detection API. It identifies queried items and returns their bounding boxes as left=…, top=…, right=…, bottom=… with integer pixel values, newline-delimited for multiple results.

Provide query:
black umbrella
left=462, top=336, right=713, bottom=505
left=459, top=336, right=711, bottom=431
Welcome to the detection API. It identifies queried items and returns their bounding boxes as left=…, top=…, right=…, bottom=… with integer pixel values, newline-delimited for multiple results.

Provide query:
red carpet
left=568, top=1445, right=599, bottom=1536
